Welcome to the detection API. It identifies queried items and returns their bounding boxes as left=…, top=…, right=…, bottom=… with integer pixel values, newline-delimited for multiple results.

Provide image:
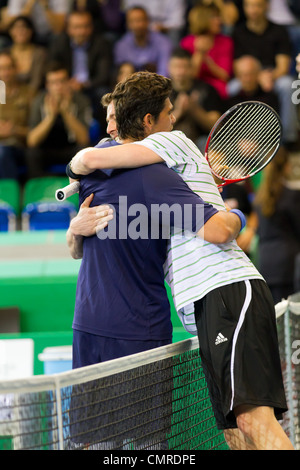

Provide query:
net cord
left=284, top=307, right=295, bottom=446
left=0, top=337, right=199, bottom=395
left=275, top=292, right=300, bottom=318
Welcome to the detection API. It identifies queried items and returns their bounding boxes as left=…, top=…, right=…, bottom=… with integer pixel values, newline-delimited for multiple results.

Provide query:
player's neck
left=120, top=137, right=136, bottom=144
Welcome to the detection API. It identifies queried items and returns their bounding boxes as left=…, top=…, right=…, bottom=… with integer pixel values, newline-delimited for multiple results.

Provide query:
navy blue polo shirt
left=72, top=141, right=217, bottom=341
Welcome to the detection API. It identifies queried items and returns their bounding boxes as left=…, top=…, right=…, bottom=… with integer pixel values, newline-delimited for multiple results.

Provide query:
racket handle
left=55, top=181, right=80, bottom=201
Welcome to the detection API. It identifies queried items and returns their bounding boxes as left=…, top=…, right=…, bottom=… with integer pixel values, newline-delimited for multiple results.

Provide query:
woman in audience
left=3, top=0, right=69, bottom=45
left=8, top=15, right=47, bottom=93
left=180, top=3, right=233, bottom=99
left=195, top=0, right=240, bottom=34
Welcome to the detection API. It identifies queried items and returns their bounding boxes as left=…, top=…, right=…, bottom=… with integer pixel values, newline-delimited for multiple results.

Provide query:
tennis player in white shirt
left=68, top=71, right=293, bottom=450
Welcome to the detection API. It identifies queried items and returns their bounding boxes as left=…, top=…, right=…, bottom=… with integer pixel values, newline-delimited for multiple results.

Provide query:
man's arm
left=66, top=194, right=114, bottom=259
left=273, top=54, right=291, bottom=80
left=66, top=228, right=84, bottom=260
left=142, top=163, right=245, bottom=245
left=27, top=94, right=57, bottom=148
left=2, top=0, right=35, bottom=29
left=67, top=178, right=243, bottom=254
left=60, top=101, right=90, bottom=147
left=38, top=0, right=67, bottom=35
left=197, top=209, right=244, bottom=244
left=69, top=143, right=163, bottom=175
left=27, top=113, right=56, bottom=148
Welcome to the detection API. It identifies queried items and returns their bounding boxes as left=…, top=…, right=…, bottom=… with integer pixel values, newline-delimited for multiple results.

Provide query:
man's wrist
left=229, top=209, right=246, bottom=231
left=68, top=219, right=84, bottom=238
left=66, top=161, right=85, bottom=180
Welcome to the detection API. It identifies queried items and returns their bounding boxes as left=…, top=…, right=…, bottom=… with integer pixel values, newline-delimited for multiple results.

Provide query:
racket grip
left=55, top=181, right=80, bottom=201
left=229, top=209, right=246, bottom=231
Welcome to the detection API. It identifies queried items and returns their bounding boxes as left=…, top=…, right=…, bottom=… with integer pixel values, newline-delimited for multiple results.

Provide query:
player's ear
left=143, top=113, right=154, bottom=134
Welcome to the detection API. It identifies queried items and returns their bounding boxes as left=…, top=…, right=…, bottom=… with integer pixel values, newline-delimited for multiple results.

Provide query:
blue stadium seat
left=22, top=201, right=77, bottom=231
left=0, top=179, right=20, bottom=232
left=0, top=203, right=17, bottom=231
left=22, top=177, right=78, bottom=231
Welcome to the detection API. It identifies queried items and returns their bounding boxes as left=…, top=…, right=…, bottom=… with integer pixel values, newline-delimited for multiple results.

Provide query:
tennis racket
left=205, top=101, right=282, bottom=187
left=55, top=181, right=80, bottom=201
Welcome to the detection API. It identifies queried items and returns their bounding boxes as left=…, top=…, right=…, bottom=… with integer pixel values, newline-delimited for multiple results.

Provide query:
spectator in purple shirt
left=49, top=10, right=112, bottom=132
left=114, top=6, right=173, bottom=77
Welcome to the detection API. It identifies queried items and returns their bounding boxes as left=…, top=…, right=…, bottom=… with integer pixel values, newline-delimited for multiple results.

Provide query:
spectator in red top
left=180, top=3, right=233, bottom=99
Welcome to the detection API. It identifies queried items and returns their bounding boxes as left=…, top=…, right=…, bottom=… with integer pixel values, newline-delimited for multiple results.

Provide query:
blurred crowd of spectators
left=0, top=0, right=299, bottom=180
left=0, top=0, right=300, bottom=302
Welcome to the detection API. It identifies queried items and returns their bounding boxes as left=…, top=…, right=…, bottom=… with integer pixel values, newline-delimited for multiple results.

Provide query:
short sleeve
left=133, top=131, right=198, bottom=172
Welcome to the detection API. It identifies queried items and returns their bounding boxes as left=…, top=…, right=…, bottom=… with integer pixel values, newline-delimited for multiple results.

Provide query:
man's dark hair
left=170, top=47, right=192, bottom=61
left=111, top=71, right=172, bottom=141
left=101, top=92, right=113, bottom=108
left=126, top=6, right=148, bottom=18
left=67, top=9, right=93, bottom=22
left=45, top=61, right=69, bottom=77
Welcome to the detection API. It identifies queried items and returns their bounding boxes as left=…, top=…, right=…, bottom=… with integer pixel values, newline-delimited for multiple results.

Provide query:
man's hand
left=59, top=89, right=73, bottom=115
left=44, top=94, right=59, bottom=119
left=68, top=77, right=85, bottom=92
left=67, top=194, right=114, bottom=259
left=69, top=193, right=114, bottom=237
left=194, top=35, right=214, bottom=54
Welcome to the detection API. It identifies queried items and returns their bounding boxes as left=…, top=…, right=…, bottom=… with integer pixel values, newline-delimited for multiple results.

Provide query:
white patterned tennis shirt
left=134, top=131, right=264, bottom=335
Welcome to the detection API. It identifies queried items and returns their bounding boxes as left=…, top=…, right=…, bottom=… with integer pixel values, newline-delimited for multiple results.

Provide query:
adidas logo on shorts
left=215, top=332, right=228, bottom=345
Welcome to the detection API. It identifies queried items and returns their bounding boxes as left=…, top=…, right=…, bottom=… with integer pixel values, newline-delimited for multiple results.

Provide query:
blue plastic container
left=38, top=346, right=72, bottom=375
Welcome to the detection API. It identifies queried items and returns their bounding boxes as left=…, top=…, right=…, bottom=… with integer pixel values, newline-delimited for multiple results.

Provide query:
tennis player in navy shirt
left=67, top=78, right=243, bottom=370
left=71, top=138, right=218, bottom=367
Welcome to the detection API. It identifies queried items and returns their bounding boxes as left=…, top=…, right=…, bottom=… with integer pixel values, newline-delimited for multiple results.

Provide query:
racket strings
left=207, top=103, right=281, bottom=180
left=209, top=106, right=276, bottom=173
left=210, top=104, right=251, bottom=149
left=219, top=112, right=279, bottom=177
left=209, top=103, right=257, bottom=152
left=242, top=118, right=280, bottom=175
left=208, top=104, right=265, bottom=176
left=210, top=107, right=280, bottom=178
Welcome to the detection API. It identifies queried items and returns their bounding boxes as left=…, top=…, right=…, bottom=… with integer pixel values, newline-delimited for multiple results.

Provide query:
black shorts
left=194, top=279, right=288, bottom=430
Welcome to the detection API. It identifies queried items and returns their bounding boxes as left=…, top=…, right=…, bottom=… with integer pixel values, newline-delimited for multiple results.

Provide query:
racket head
left=205, top=101, right=282, bottom=187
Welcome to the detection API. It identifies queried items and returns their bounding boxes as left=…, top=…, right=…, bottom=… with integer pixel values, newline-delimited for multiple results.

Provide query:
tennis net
left=0, top=337, right=228, bottom=451
left=1, top=299, right=299, bottom=452
left=276, top=292, right=300, bottom=450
